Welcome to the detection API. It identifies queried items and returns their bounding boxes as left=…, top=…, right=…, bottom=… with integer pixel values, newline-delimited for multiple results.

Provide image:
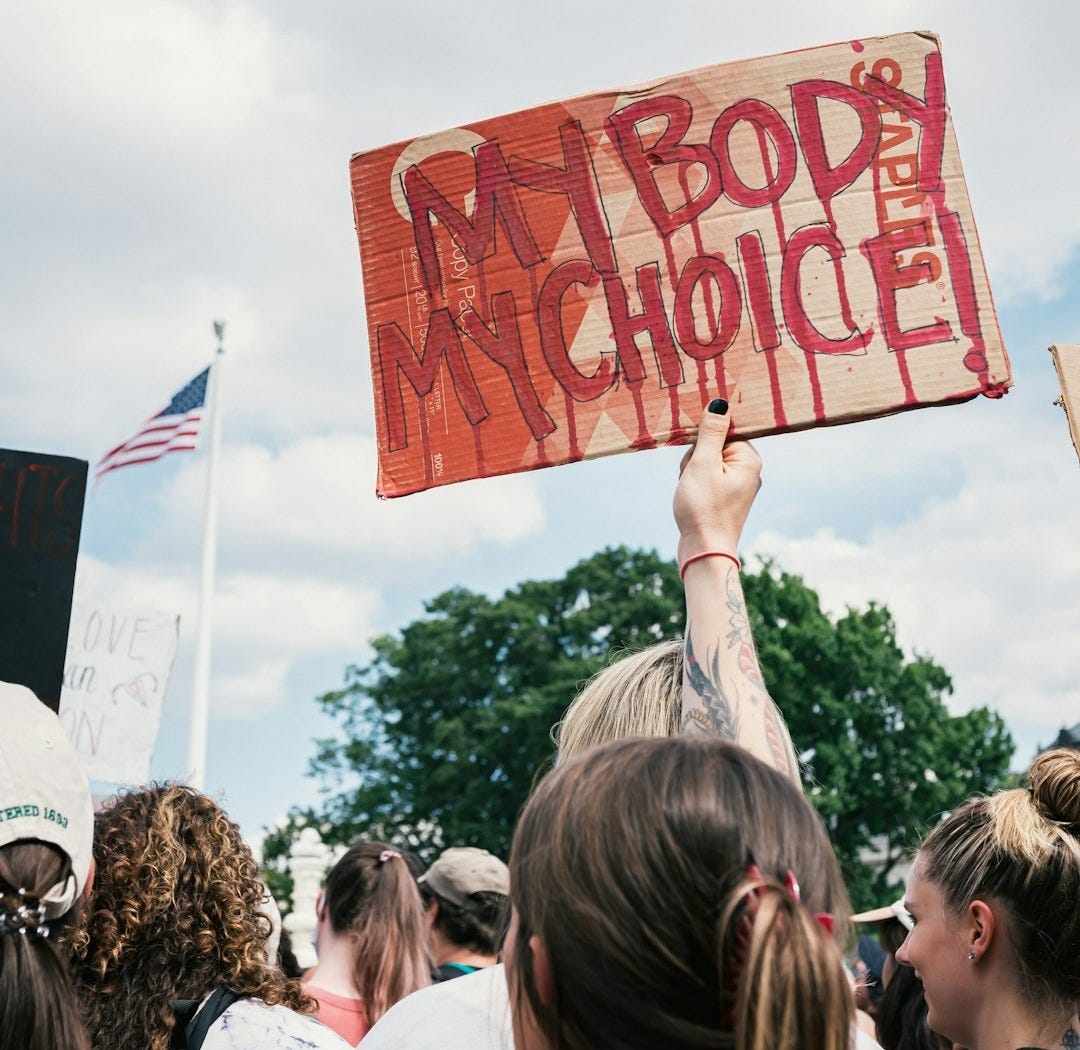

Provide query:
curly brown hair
left=70, top=784, right=311, bottom=1050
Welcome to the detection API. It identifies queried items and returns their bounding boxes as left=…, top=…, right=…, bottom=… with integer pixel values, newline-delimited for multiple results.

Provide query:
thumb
left=690, top=398, right=732, bottom=460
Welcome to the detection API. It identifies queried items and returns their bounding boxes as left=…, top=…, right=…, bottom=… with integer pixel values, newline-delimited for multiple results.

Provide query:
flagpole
left=187, top=321, right=225, bottom=791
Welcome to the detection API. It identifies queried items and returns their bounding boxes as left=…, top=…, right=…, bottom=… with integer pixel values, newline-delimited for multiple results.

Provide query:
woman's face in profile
left=896, top=859, right=975, bottom=1044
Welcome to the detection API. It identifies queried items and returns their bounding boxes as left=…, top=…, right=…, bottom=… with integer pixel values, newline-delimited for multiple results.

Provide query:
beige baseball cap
left=851, top=898, right=914, bottom=931
left=0, top=681, right=94, bottom=918
left=419, top=847, right=509, bottom=907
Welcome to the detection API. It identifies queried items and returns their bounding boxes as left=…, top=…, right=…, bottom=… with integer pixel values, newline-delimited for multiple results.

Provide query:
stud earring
left=967, top=951, right=976, bottom=960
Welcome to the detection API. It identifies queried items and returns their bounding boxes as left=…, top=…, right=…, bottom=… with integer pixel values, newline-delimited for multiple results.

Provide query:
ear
left=967, top=899, right=997, bottom=960
left=528, top=934, right=556, bottom=1007
left=425, top=899, right=439, bottom=928
left=315, top=889, right=325, bottom=922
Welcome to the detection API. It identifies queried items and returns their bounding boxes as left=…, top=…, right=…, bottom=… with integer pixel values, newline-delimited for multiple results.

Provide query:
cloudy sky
left=5, top=0, right=1078, bottom=841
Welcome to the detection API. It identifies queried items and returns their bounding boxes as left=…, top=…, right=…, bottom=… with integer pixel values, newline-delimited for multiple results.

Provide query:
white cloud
left=281, top=0, right=1080, bottom=303
left=73, top=428, right=546, bottom=720
left=73, top=555, right=380, bottom=718
left=72, top=555, right=194, bottom=619
left=751, top=416, right=1080, bottom=760
left=145, top=432, right=547, bottom=572
left=5, top=2, right=285, bottom=138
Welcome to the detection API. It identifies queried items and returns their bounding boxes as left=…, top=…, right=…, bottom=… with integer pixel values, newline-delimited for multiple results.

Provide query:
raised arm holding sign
left=674, top=402, right=799, bottom=781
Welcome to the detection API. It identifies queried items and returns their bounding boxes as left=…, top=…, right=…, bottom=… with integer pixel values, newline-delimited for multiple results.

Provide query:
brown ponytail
left=510, top=737, right=853, bottom=1050
left=323, top=843, right=431, bottom=1022
left=721, top=877, right=851, bottom=1050
left=0, top=841, right=90, bottom=1050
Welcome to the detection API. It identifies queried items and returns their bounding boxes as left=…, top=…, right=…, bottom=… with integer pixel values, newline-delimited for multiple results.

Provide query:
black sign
left=0, top=448, right=88, bottom=710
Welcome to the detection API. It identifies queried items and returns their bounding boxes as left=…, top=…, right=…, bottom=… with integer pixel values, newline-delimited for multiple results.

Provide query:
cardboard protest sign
left=59, top=604, right=179, bottom=784
left=1050, top=345, right=1080, bottom=464
left=351, top=31, right=1010, bottom=498
left=0, top=448, right=87, bottom=708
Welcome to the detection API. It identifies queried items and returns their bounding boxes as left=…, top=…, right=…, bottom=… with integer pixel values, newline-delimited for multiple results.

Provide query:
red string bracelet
left=679, top=551, right=741, bottom=581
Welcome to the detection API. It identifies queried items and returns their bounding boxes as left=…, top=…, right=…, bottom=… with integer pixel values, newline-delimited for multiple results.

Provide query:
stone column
left=283, top=826, right=328, bottom=969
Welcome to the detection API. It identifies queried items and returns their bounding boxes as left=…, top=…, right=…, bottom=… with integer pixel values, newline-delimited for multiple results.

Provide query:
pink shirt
left=302, top=984, right=371, bottom=1046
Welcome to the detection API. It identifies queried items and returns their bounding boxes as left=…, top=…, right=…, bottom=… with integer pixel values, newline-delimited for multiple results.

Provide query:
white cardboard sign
left=59, top=604, right=180, bottom=785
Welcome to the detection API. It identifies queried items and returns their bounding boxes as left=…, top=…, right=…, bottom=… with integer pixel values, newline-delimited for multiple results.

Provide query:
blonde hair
left=510, top=737, right=853, bottom=1050
left=552, top=639, right=682, bottom=761
left=919, top=747, right=1080, bottom=1008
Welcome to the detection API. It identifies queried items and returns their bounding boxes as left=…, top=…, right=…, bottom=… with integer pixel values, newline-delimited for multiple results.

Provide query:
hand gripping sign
left=350, top=31, right=1010, bottom=497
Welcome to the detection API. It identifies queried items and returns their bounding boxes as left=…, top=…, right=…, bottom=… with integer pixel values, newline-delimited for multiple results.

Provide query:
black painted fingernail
left=708, top=398, right=729, bottom=415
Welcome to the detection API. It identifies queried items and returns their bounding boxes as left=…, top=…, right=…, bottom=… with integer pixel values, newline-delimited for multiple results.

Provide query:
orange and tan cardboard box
left=351, top=30, right=1010, bottom=497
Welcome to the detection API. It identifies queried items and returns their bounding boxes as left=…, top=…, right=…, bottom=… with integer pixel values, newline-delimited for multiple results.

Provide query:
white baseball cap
left=0, top=681, right=94, bottom=918
left=851, top=898, right=914, bottom=932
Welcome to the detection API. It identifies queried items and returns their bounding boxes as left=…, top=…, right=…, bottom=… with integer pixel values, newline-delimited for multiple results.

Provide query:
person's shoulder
left=852, top=1020, right=885, bottom=1050
left=202, top=999, right=351, bottom=1050
left=362, top=964, right=512, bottom=1050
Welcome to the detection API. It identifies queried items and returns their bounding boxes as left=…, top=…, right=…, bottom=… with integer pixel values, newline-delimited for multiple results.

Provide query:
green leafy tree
left=303, top=547, right=683, bottom=862
left=275, top=546, right=1013, bottom=912
left=742, top=563, right=1014, bottom=908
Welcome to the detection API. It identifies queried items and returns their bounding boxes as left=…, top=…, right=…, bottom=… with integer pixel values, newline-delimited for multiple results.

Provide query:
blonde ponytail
left=720, top=876, right=851, bottom=1050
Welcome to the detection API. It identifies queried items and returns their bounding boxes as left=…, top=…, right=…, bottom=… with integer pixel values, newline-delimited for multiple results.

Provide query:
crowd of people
left=2, top=402, right=1079, bottom=1050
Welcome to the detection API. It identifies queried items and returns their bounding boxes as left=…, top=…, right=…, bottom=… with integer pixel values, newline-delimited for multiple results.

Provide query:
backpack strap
left=171, top=988, right=244, bottom=1050
left=171, top=1000, right=201, bottom=1048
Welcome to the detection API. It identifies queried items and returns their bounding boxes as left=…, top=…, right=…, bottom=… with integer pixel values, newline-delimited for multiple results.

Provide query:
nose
left=895, top=931, right=912, bottom=967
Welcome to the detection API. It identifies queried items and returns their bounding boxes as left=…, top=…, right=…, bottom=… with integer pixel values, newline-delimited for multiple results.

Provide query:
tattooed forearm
left=725, top=570, right=765, bottom=688
left=682, top=629, right=738, bottom=739
left=725, top=575, right=800, bottom=777
left=681, top=563, right=800, bottom=780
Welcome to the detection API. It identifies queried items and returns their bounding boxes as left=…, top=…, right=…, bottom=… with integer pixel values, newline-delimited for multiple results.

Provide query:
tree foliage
left=303, top=547, right=682, bottom=861
left=278, top=546, right=1014, bottom=911
left=741, top=563, right=1014, bottom=907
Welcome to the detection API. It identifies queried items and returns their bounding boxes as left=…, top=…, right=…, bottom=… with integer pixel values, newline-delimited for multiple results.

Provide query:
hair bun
left=1027, top=748, right=1080, bottom=829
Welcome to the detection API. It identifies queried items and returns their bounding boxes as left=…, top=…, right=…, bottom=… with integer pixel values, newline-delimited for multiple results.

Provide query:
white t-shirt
left=362, top=962, right=885, bottom=1050
left=362, top=964, right=512, bottom=1050
left=202, top=998, right=351, bottom=1050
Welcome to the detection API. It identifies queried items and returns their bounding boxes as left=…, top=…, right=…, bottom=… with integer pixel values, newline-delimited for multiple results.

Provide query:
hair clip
left=378, top=849, right=402, bottom=864
left=784, top=870, right=801, bottom=903
left=785, top=869, right=833, bottom=934
left=0, top=887, right=49, bottom=940
left=724, top=861, right=767, bottom=1028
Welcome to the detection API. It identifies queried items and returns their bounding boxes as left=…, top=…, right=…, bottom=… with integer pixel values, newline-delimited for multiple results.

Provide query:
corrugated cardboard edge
left=374, top=386, right=1001, bottom=498
left=1049, top=345, right=1080, bottom=464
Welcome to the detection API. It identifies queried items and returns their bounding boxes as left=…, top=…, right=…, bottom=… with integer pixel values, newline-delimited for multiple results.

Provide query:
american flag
left=95, top=367, right=210, bottom=483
